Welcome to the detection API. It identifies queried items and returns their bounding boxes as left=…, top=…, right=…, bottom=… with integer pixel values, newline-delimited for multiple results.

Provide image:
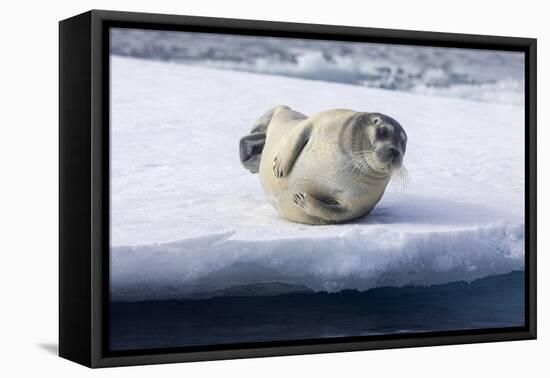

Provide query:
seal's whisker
left=389, top=165, right=411, bottom=193
left=342, top=155, right=361, bottom=173
left=343, top=152, right=374, bottom=175
left=364, top=150, right=387, bottom=173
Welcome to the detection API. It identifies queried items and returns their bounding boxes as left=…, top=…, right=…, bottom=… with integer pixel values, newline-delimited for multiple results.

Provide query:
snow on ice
left=110, top=57, right=524, bottom=301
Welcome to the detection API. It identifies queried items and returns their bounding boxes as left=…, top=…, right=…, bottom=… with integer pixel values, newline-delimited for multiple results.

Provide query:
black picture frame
left=59, top=9, right=537, bottom=368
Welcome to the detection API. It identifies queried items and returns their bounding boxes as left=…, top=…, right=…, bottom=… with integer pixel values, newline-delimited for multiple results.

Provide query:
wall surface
left=0, top=0, right=546, bottom=376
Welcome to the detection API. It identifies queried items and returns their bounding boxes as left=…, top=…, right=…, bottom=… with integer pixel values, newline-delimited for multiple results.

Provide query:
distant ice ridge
left=110, top=28, right=525, bottom=105
left=411, top=78, right=524, bottom=106
left=200, top=52, right=524, bottom=106
left=111, top=221, right=524, bottom=301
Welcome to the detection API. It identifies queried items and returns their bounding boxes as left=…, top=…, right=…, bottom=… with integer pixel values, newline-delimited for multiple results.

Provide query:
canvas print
left=109, top=28, right=525, bottom=352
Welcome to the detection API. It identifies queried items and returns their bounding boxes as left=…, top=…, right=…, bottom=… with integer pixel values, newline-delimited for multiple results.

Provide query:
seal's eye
left=377, top=126, right=389, bottom=139
left=372, top=117, right=380, bottom=125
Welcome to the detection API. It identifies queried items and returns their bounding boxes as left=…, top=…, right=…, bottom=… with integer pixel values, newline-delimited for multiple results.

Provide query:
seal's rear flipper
left=239, top=132, right=266, bottom=173
left=292, top=192, right=350, bottom=223
left=250, top=105, right=290, bottom=134
left=240, top=105, right=294, bottom=174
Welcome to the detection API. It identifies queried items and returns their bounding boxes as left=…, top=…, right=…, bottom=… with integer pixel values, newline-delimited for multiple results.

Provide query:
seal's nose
left=389, top=147, right=401, bottom=164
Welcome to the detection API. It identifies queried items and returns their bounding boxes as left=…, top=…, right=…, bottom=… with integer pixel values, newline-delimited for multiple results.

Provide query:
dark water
left=110, top=271, right=524, bottom=351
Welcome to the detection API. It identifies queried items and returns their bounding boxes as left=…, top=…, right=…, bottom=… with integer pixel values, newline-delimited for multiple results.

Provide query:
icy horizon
left=111, top=28, right=525, bottom=106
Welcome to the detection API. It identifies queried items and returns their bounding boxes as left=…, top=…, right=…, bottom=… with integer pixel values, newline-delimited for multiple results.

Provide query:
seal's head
left=358, top=112, right=407, bottom=176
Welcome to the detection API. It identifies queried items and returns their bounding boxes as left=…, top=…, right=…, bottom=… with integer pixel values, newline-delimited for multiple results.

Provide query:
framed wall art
left=59, top=9, right=537, bottom=368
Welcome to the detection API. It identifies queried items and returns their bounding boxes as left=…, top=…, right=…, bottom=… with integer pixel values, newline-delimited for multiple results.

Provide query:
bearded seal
left=239, top=105, right=407, bottom=224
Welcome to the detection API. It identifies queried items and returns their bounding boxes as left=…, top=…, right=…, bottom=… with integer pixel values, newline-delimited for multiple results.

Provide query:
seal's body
left=239, top=105, right=407, bottom=224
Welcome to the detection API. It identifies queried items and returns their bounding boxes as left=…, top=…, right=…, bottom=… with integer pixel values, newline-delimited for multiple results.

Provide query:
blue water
left=110, top=271, right=524, bottom=351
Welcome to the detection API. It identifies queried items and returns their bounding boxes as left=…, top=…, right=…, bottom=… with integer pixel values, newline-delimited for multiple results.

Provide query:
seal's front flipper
left=273, top=122, right=313, bottom=178
left=292, top=192, right=350, bottom=223
left=240, top=132, right=266, bottom=173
